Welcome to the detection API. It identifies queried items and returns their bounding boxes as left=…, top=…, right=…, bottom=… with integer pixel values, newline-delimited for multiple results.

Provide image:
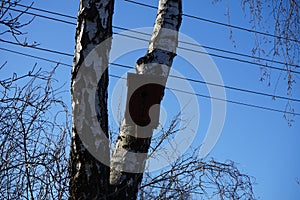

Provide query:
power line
left=116, top=33, right=300, bottom=75
left=0, top=39, right=74, bottom=57
left=5, top=4, right=299, bottom=70
left=170, top=88, right=298, bottom=116
left=1, top=46, right=299, bottom=116
left=2, top=6, right=77, bottom=25
left=17, top=2, right=299, bottom=68
left=0, top=47, right=276, bottom=101
left=2, top=41, right=299, bottom=104
left=180, top=41, right=299, bottom=69
left=110, top=62, right=300, bottom=103
left=124, top=0, right=300, bottom=43
left=178, top=46, right=300, bottom=75
left=2, top=4, right=299, bottom=112
left=112, top=26, right=299, bottom=68
left=2, top=28, right=299, bottom=77
left=169, top=74, right=300, bottom=103
left=0, top=47, right=72, bottom=68
left=5, top=3, right=299, bottom=69
left=5, top=1, right=152, bottom=37
left=109, top=74, right=299, bottom=116
left=9, top=1, right=78, bottom=20
left=8, top=0, right=299, bottom=44
left=1, top=45, right=297, bottom=103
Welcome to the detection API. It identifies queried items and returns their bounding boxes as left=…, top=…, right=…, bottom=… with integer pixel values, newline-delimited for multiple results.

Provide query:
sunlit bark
left=109, top=0, right=182, bottom=199
left=69, top=0, right=114, bottom=199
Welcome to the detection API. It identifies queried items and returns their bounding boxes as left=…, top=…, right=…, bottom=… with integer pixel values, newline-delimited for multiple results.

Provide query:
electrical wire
left=9, top=1, right=299, bottom=68
left=1, top=46, right=299, bottom=116
left=113, top=29, right=299, bottom=69
left=109, top=74, right=299, bottom=116
left=0, top=39, right=74, bottom=57
left=0, top=45, right=295, bottom=102
left=1, top=3, right=299, bottom=115
left=124, top=0, right=300, bottom=43
left=1, top=39, right=300, bottom=103
left=0, top=47, right=72, bottom=67
left=4, top=6, right=76, bottom=25
left=10, top=1, right=78, bottom=20
left=1, top=29, right=299, bottom=76
left=2, top=21, right=296, bottom=76
left=111, top=62, right=300, bottom=104
left=113, top=33, right=300, bottom=75
left=4, top=4, right=299, bottom=69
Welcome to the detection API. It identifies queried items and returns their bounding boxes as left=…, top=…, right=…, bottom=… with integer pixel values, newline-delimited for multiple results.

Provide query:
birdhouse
left=125, top=73, right=166, bottom=129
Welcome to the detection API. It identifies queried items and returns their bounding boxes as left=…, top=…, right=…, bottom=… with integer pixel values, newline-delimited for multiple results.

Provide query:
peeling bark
left=109, top=0, right=182, bottom=199
left=69, top=0, right=114, bottom=199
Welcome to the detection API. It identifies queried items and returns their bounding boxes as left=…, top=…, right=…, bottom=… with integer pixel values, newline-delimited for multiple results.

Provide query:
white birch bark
left=109, top=0, right=182, bottom=199
left=70, top=0, right=114, bottom=199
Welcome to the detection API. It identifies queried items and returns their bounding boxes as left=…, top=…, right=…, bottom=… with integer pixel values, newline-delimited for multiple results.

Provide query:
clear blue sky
left=1, top=0, right=299, bottom=199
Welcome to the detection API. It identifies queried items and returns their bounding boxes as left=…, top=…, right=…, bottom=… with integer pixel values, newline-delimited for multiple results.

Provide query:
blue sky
left=1, top=0, right=299, bottom=199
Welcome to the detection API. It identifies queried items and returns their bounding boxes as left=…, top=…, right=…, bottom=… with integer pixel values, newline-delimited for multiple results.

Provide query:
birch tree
left=69, top=0, right=255, bottom=199
left=109, top=0, right=182, bottom=199
left=69, top=0, right=114, bottom=199
left=0, top=0, right=256, bottom=199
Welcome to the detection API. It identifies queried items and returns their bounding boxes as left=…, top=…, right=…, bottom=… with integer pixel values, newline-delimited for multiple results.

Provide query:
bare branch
left=0, top=0, right=37, bottom=45
left=0, top=65, right=70, bottom=199
left=140, top=150, right=255, bottom=199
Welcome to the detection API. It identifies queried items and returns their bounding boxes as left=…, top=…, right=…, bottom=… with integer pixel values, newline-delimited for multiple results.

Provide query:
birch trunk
left=109, top=0, right=182, bottom=199
left=69, top=0, right=114, bottom=199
